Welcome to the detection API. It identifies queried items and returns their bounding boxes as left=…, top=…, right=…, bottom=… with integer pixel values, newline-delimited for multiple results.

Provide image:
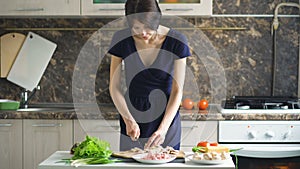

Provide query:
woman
left=109, top=0, right=190, bottom=151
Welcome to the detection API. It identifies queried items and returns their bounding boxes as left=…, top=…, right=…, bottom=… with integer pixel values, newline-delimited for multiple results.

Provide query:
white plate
left=186, top=155, right=226, bottom=165
left=132, top=153, right=176, bottom=164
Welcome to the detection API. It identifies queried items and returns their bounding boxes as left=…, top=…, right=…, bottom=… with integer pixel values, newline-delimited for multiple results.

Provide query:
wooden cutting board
left=112, top=150, right=185, bottom=159
left=0, top=33, right=26, bottom=78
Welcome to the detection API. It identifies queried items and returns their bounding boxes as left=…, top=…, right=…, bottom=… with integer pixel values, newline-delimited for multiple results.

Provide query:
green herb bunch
left=63, top=135, right=119, bottom=166
left=72, top=135, right=112, bottom=160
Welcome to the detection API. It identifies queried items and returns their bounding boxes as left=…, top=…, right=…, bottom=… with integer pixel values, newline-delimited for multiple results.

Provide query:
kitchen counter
left=38, top=151, right=235, bottom=169
left=0, top=104, right=299, bottom=120
left=0, top=104, right=225, bottom=120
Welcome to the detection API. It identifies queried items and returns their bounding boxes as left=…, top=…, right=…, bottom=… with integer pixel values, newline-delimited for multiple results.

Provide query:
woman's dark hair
left=125, top=0, right=162, bottom=30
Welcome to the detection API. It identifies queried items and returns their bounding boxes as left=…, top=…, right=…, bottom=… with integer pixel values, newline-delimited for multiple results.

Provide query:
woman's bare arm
left=109, top=55, right=140, bottom=140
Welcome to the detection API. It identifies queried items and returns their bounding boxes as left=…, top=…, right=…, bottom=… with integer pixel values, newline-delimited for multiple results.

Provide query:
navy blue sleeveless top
left=109, top=28, right=190, bottom=150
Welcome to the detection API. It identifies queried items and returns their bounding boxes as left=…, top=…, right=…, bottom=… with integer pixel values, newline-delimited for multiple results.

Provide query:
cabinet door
left=0, top=0, right=80, bottom=16
left=0, top=120, right=22, bottom=169
left=159, top=0, right=212, bottom=16
left=180, top=121, right=218, bottom=152
left=74, top=119, right=120, bottom=151
left=23, top=119, right=73, bottom=169
left=81, top=0, right=125, bottom=16
left=81, top=0, right=212, bottom=16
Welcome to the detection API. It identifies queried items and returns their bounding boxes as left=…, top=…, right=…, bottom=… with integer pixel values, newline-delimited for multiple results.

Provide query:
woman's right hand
left=125, top=120, right=140, bottom=141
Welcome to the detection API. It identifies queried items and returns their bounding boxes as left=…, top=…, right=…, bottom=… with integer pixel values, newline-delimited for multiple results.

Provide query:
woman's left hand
left=144, top=129, right=167, bottom=149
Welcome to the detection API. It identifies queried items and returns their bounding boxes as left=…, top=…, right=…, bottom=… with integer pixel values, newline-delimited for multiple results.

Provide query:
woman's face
left=131, top=20, right=156, bottom=41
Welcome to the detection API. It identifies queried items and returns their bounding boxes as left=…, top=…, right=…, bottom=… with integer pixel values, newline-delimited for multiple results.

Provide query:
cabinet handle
left=164, top=8, right=193, bottom=11
left=182, top=126, right=198, bottom=129
left=111, top=126, right=120, bottom=130
left=99, top=125, right=120, bottom=130
left=0, top=123, right=12, bottom=127
left=97, top=125, right=120, bottom=128
left=106, top=125, right=119, bottom=128
left=98, top=8, right=124, bottom=11
left=32, top=123, right=63, bottom=127
left=91, top=125, right=120, bottom=132
left=15, top=8, right=44, bottom=12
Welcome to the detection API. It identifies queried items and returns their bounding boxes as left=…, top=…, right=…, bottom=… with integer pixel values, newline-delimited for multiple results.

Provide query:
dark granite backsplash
left=214, top=0, right=300, bottom=15
left=0, top=0, right=299, bottom=106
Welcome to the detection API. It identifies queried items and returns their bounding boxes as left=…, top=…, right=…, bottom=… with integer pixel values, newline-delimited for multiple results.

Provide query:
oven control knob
left=265, top=131, right=275, bottom=138
left=248, top=131, right=257, bottom=139
left=283, top=130, right=292, bottom=139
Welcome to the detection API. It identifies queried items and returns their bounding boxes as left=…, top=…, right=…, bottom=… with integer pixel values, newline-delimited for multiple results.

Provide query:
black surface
left=222, top=96, right=300, bottom=109
left=113, top=157, right=185, bottom=163
left=231, top=155, right=300, bottom=169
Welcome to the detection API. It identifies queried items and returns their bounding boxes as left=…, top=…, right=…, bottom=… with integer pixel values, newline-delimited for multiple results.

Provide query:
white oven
left=218, top=96, right=300, bottom=168
left=218, top=121, right=300, bottom=169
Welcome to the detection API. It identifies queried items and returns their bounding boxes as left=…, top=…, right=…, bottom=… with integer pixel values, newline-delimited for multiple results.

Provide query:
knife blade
left=134, top=137, right=143, bottom=149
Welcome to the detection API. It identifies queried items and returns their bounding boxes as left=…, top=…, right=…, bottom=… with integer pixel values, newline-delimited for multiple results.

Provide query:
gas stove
left=220, top=96, right=300, bottom=114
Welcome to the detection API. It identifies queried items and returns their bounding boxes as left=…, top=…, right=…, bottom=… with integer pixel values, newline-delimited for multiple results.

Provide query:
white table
left=38, top=151, right=235, bottom=169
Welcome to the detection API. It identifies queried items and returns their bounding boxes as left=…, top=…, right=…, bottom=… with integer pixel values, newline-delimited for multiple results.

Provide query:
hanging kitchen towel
left=7, top=32, right=57, bottom=91
left=0, top=33, right=26, bottom=78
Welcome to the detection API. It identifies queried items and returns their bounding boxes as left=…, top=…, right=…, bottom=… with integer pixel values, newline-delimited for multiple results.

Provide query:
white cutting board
left=7, top=32, right=57, bottom=91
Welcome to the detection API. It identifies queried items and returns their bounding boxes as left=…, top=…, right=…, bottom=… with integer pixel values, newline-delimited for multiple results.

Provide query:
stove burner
left=237, top=105, right=250, bottom=110
left=264, top=103, right=289, bottom=109
left=222, top=96, right=300, bottom=110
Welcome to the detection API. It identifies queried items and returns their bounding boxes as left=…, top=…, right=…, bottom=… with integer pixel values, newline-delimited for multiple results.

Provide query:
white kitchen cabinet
left=180, top=120, right=218, bottom=152
left=0, top=120, right=22, bottom=169
left=81, top=0, right=212, bottom=16
left=23, top=119, right=73, bottom=169
left=159, top=0, right=212, bottom=16
left=81, top=0, right=125, bottom=16
left=0, top=0, right=80, bottom=16
left=74, top=119, right=121, bottom=152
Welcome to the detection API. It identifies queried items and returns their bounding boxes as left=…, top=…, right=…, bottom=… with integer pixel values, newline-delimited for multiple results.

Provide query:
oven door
left=221, top=144, right=300, bottom=169
left=232, top=155, right=300, bottom=169
left=232, top=145, right=300, bottom=158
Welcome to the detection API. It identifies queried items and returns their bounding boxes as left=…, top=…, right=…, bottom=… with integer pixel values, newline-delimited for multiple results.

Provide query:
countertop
left=38, top=151, right=235, bottom=169
left=1, top=104, right=300, bottom=120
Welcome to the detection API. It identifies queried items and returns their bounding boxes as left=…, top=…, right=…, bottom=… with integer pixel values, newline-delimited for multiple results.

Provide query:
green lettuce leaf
left=68, top=135, right=116, bottom=165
